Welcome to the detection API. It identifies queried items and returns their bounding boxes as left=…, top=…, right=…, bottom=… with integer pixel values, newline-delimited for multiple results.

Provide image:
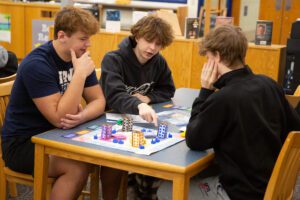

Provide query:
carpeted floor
left=7, top=184, right=33, bottom=200
left=6, top=184, right=97, bottom=200
left=6, top=169, right=300, bottom=200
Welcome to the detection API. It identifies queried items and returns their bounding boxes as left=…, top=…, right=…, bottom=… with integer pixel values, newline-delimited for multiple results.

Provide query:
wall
left=238, top=0, right=260, bottom=42
left=187, top=0, right=198, bottom=17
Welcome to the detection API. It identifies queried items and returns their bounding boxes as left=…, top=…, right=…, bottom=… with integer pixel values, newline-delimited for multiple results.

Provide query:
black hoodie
left=186, top=66, right=300, bottom=200
left=100, top=37, right=175, bottom=114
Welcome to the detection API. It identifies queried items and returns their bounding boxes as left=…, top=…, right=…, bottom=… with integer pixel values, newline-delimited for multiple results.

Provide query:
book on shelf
left=185, top=17, right=200, bottom=39
left=215, top=16, right=234, bottom=27
left=105, top=10, right=121, bottom=33
left=255, top=20, right=273, bottom=45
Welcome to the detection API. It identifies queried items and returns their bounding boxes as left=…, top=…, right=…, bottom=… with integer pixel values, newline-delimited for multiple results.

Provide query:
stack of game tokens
left=101, top=124, right=112, bottom=140
left=157, top=122, right=168, bottom=139
left=131, top=130, right=145, bottom=147
left=122, top=116, right=133, bottom=131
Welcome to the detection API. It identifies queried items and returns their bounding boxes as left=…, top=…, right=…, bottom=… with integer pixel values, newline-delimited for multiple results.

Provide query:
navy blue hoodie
left=100, top=36, right=175, bottom=114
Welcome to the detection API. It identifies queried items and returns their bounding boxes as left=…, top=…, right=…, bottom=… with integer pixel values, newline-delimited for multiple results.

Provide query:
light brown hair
left=199, top=25, right=248, bottom=67
left=130, top=15, right=174, bottom=49
left=54, top=6, right=99, bottom=39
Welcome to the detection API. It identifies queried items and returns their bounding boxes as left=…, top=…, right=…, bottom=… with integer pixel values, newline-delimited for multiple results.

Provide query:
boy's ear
left=57, top=30, right=67, bottom=43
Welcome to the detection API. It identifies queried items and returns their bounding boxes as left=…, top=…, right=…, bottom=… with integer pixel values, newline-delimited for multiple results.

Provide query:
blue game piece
left=118, top=140, right=124, bottom=144
left=168, top=133, right=173, bottom=138
left=139, top=145, right=145, bottom=149
left=61, top=133, right=77, bottom=138
left=93, top=135, right=98, bottom=139
left=112, top=129, right=117, bottom=134
left=147, top=129, right=152, bottom=132
left=113, top=138, right=118, bottom=143
left=141, top=128, right=146, bottom=132
left=88, top=125, right=100, bottom=130
left=155, top=138, right=160, bottom=143
left=151, top=139, right=156, bottom=144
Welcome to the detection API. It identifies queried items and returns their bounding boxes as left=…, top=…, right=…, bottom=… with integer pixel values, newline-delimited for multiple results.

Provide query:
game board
left=72, top=124, right=184, bottom=155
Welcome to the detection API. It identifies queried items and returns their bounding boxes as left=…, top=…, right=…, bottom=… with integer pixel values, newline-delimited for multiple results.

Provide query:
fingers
left=201, top=59, right=218, bottom=90
left=141, top=111, right=157, bottom=125
left=60, top=118, right=76, bottom=129
left=82, top=50, right=90, bottom=58
left=60, top=111, right=82, bottom=129
left=138, top=103, right=157, bottom=125
left=211, top=61, right=218, bottom=82
left=152, top=113, right=158, bottom=127
left=70, top=49, right=76, bottom=62
left=64, top=114, right=79, bottom=120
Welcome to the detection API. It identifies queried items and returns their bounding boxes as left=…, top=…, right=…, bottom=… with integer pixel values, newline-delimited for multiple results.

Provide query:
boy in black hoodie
left=0, top=46, right=18, bottom=78
left=100, top=15, right=175, bottom=200
left=158, top=25, right=300, bottom=200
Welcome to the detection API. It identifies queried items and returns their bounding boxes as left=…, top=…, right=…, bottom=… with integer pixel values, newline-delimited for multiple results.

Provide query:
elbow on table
left=186, top=137, right=209, bottom=151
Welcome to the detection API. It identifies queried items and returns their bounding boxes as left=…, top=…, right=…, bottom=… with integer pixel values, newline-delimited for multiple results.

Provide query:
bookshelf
left=49, top=27, right=286, bottom=89
left=73, top=0, right=188, bottom=35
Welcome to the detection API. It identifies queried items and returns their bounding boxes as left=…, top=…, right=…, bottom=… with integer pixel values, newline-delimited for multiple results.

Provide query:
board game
left=71, top=124, right=184, bottom=155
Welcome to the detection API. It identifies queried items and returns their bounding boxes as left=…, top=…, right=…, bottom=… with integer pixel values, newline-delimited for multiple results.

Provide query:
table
left=32, top=100, right=214, bottom=200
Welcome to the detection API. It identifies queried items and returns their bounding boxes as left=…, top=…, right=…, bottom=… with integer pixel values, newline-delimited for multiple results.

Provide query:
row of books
left=185, top=16, right=234, bottom=39
left=185, top=17, right=273, bottom=46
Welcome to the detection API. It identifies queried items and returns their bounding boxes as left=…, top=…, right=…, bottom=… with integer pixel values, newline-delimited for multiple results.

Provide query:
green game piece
left=116, top=119, right=123, bottom=125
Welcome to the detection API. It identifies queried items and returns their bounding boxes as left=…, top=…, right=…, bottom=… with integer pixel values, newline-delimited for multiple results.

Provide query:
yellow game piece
left=180, top=131, right=186, bottom=138
left=76, top=130, right=90, bottom=135
left=163, top=104, right=173, bottom=108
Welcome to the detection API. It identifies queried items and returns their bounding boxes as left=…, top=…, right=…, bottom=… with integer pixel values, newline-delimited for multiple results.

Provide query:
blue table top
left=34, top=101, right=209, bottom=168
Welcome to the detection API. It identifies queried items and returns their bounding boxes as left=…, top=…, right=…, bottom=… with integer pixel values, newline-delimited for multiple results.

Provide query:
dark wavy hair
left=130, top=15, right=174, bottom=49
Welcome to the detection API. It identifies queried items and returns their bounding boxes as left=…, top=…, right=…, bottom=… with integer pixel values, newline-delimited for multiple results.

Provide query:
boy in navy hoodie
left=100, top=15, right=175, bottom=200
left=2, top=7, right=118, bottom=200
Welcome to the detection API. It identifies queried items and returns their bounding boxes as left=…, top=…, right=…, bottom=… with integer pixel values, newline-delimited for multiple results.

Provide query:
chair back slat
left=0, top=81, right=14, bottom=128
left=264, top=131, right=300, bottom=200
left=0, top=74, right=16, bottom=84
left=294, top=85, right=300, bottom=96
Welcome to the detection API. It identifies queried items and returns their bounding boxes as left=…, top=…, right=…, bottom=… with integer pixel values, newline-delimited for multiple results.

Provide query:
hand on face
left=71, top=49, right=95, bottom=78
left=138, top=103, right=158, bottom=126
left=132, top=93, right=151, bottom=104
left=60, top=104, right=85, bottom=129
left=201, top=59, right=218, bottom=90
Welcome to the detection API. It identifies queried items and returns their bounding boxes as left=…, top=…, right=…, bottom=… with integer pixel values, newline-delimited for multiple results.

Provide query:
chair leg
left=8, top=181, right=18, bottom=197
left=119, top=172, right=128, bottom=200
left=90, top=166, right=100, bottom=200
left=46, top=182, right=52, bottom=200
left=0, top=169, right=7, bottom=200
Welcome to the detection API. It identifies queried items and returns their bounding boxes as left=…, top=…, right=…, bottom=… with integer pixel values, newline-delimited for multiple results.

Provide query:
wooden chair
left=294, top=85, right=300, bottom=96
left=0, top=81, right=100, bottom=200
left=96, top=68, right=101, bottom=80
left=285, top=85, right=300, bottom=108
left=0, top=80, right=54, bottom=200
left=264, top=131, right=300, bottom=200
left=0, top=73, right=17, bottom=84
